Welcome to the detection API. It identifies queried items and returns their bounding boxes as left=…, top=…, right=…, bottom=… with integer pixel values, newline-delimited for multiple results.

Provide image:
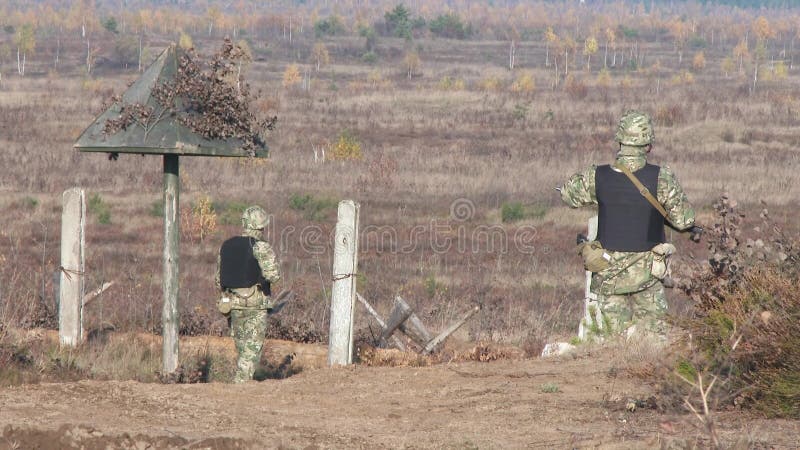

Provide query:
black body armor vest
left=219, top=236, right=270, bottom=294
left=595, top=163, right=665, bottom=252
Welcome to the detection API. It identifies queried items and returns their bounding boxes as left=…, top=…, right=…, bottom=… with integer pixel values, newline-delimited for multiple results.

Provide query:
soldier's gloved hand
left=689, top=225, right=704, bottom=243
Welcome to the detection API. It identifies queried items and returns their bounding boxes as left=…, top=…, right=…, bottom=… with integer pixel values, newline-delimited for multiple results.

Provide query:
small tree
left=692, top=51, right=706, bottom=72
left=721, top=56, right=735, bottom=78
left=604, top=27, right=616, bottom=68
left=669, top=18, right=688, bottom=66
left=385, top=4, right=412, bottom=39
left=14, top=24, right=35, bottom=76
left=331, top=130, right=363, bottom=160
left=733, top=39, right=750, bottom=75
left=429, top=13, right=470, bottom=39
left=283, top=63, right=301, bottom=88
left=584, top=36, right=598, bottom=72
left=311, top=42, right=330, bottom=71
left=544, top=26, right=558, bottom=67
left=314, top=15, right=345, bottom=38
left=403, top=50, right=420, bottom=79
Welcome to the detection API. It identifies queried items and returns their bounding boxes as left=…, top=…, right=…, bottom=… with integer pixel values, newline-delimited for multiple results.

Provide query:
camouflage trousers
left=597, top=282, right=668, bottom=337
left=228, top=286, right=270, bottom=383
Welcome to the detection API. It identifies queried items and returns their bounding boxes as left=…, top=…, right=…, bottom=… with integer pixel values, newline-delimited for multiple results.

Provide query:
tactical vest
left=219, top=236, right=270, bottom=294
left=595, top=163, right=665, bottom=252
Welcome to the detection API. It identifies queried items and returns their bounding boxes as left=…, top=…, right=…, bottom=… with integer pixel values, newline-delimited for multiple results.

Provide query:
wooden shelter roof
left=74, top=44, right=267, bottom=158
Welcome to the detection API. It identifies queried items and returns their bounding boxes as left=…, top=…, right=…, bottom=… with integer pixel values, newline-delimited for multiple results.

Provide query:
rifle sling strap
left=612, top=163, right=672, bottom=225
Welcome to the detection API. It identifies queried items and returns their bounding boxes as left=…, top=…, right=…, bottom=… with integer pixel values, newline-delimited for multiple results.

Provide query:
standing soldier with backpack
left=215, top=206, right=281, bottom=382
left=559, top=110, right=700, bottom=338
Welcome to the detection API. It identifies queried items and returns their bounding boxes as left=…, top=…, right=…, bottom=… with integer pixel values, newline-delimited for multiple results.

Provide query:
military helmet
left=614, top=110, right=654, bottom=146
left=241, top=206, right=268, bottom=230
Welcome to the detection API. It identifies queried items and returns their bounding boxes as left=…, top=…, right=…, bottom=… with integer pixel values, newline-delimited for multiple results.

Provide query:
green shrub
left=88, top=193, right=111, bottom=225
left=423, top=275, right=445, bottom=298
left=149, top=200, right=163, bottom=217
left=21, top=196, right=38, bottom=209
left=540, top=382, right=560, bottom=393
left=361, top=51, right=378, bottom=64
left=213, top=200, right=248, bottom=225
left=501, top=201, right=548, bottom=223
left=313, top=15, right=345, bottom=38
left=501, top=202, right=525, bottom=223
left=288, top=193, right=337, bottom=221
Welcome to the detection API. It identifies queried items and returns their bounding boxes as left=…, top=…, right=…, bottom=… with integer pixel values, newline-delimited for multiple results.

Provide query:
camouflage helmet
left=614, top=110, right=655, bottom=146
left=241, top=206, right=268, bottom=230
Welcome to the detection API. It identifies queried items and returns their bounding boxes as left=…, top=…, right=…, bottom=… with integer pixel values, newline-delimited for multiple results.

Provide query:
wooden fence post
left=59, top=188, right=86, bottom=346
left=578, top=216, right=599, bottom=340
left=328, top=200, right=359, bottom=366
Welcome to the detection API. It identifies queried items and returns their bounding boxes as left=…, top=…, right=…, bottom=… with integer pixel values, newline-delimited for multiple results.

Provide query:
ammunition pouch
left=577, top=240, right=612, bottom=273
left=219, top=285, right=273, bottom=313
left=650, top=243, right=676, bottom=280
left=217, top=296, right=233, bottom=315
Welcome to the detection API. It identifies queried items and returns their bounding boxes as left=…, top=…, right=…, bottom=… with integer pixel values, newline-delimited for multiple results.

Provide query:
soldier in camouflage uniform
left=215, top=206, right=281, bottom=383
left=559, top=111, right=697, bottom=338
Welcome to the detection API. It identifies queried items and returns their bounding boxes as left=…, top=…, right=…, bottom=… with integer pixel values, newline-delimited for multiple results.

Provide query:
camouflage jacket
left=215, top=229, right=281, bottom=291
left=560, top=153, right=695, bottom=295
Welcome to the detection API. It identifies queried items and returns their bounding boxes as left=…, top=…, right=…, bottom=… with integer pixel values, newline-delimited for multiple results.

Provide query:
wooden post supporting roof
left=162, top=155, right=180, bottom=373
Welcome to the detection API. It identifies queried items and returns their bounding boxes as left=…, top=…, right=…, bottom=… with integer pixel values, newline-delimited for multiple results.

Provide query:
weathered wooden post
left=162, top=155, right=180, bottom=373
left=328, top=200, right=360, bottom=366
left=73, top=43, right=268, bottom=375
left=578, top=216, right=599, bottom=340
left=59, top=188, right=86, bottom=346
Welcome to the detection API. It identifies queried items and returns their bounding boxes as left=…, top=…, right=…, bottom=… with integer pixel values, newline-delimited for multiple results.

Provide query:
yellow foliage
left=752, top=16, right=775, bottom=42
left=478, top=76, right=502, bottom=91
left=669, top=71, right=695, bottom=85
left=312, top=42, right=330, bottom=70
left=692, top=51, right=706, bottom=71
left=596, top=68, right=612, bottom=87
left=774, top=61, right=788, bottom=80
left=282, top=63, right=302, bottom=88
left=367, top=70, right=384, bottom=87
left=618, top=75, right=633, bottom=88
left=545, top=26, right=558, bottom=44
left=403, top=51, right=421, bottom=78
left=584, top=36, right=598, bottom=56
left=182, top=195, right=217, bottom=243
left=178, top=30, right=193, bottom=49
left=438, top=76, right=466, bottom=90
left=760, top=65, right=774, bottom=82
left=721, top=57, right=735, bottom=76
left=331, top=130, right=363, bottom=161
left=510, top=72, right=535, bottom=93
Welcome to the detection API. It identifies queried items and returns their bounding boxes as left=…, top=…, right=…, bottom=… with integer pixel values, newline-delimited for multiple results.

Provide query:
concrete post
left=59, top=188, right=86, bottom=346
left=578, top=216, right=599, bottom=340
left=328, top=200, right=359, bottom=366
left=162, top=155, right=180, bottom=374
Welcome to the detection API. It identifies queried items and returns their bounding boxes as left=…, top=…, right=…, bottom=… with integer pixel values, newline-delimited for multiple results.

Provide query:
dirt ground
left=1, top=341, right=798, bottom=450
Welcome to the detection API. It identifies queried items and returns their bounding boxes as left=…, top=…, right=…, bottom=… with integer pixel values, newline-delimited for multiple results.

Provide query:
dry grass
left=2, top=23, right=800, bottom=378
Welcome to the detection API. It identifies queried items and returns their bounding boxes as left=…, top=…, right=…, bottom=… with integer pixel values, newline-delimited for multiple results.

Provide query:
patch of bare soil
left=0, top=346, right=798, bottom=449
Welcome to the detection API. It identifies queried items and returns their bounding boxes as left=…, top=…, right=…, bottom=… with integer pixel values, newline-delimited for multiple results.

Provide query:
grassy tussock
left=0, top=329, right=234, bottom=385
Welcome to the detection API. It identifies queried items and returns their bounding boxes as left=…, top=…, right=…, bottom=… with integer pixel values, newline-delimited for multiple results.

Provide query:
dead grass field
left=1, top=20, right=800, bottom=352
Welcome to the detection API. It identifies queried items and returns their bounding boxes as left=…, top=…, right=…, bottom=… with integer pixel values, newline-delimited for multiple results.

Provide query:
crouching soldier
left=215, top=206, right=280, bottom=382
left=559, top=110, right=699, bottom=339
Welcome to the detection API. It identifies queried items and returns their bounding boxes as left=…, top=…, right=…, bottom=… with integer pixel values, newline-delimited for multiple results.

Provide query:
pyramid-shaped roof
left=74, top=44, right=267, bottom=158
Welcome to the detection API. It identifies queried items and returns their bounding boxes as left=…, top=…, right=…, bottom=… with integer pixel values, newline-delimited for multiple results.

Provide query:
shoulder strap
left=613, top=163, right=671, bottom=221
